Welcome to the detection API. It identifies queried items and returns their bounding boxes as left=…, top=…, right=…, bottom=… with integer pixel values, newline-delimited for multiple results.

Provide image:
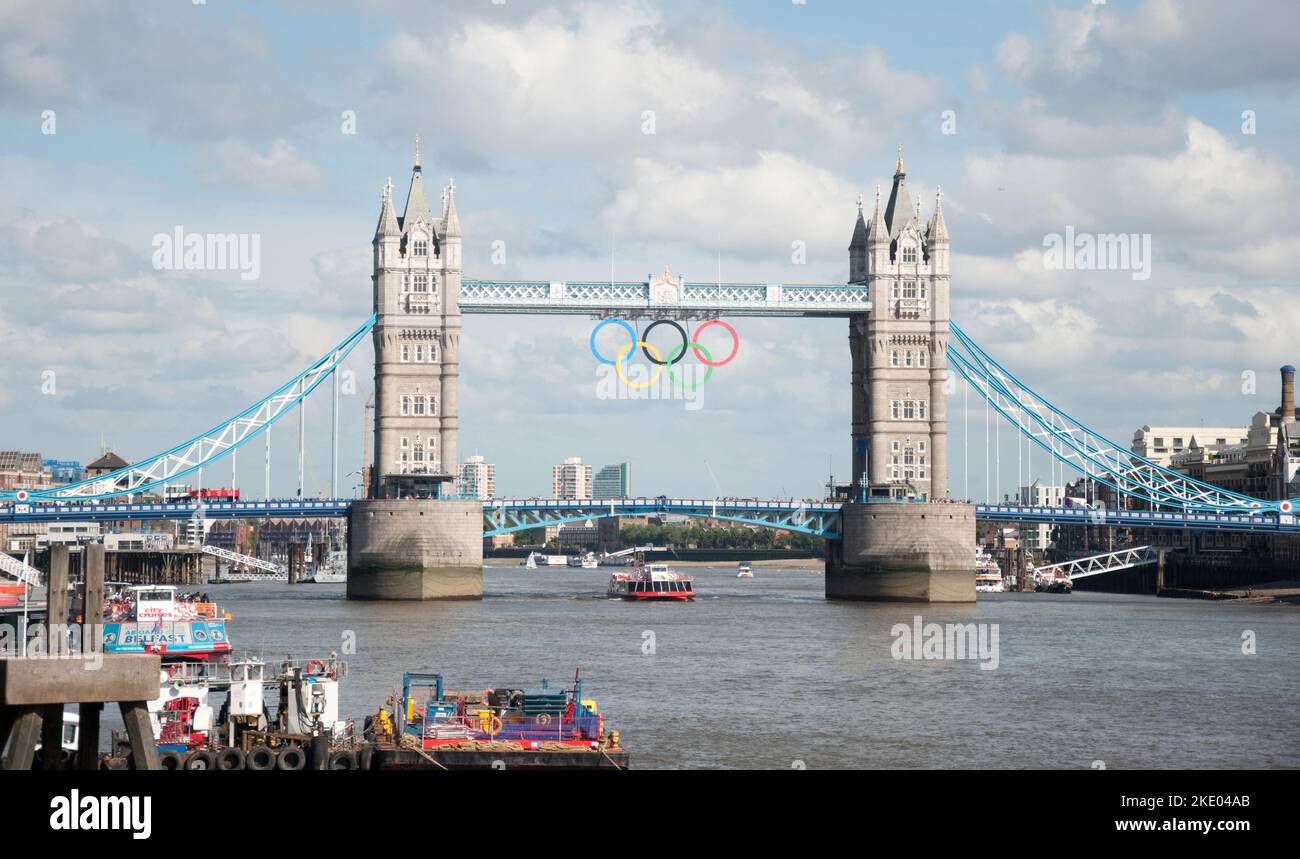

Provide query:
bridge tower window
left=918, top=349, right=927, bottom=368
left=413, top=238, right=428, bottom=257
left=890, top=349, right=899, bottom=367
left=400, top=344, right=411, bottom=363
left=902, top=245, right=917, bottom=264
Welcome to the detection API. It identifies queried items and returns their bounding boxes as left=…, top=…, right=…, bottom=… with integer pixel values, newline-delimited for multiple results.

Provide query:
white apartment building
left=552, top=457, right=593, bottom=500
left=457, top=455, right=496, bottom=500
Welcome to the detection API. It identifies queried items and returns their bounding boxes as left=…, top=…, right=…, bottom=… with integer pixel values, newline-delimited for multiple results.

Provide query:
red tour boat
left=607, top=560, right=695, bottom=601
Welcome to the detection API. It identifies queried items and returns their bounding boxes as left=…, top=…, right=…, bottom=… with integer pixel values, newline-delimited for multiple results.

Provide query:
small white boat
left=568, top=552, right=600, bottom=569
left=975, top=548, right=1004, bottom=593
left=308, top=550, right=347, bottom=584
left=524, top=552, right=539, bottom=570
left=737, top=561, right=754, bottom=579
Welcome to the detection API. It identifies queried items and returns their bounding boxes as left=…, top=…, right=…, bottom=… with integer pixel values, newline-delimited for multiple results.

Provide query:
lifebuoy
left=536, top=713, right=552, bottom=726
left=486, top=715, right=503, bottom=737
left=305, top=658, right=327, bottom=676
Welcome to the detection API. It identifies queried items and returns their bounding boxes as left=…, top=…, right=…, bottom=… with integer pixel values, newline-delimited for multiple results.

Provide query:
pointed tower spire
left=867, top=184, right=888, bottom=244
left=929, top=185, right=949, bottom=243
left=442, top=177, right=461, bottom=237
left=375, top=177, right=399, bottom=239
left=883, top=146, right=913, bottom=239
left=401, top=134, right=432, bottom=231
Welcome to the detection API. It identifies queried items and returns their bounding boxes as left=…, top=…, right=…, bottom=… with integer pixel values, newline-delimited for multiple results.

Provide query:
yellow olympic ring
left=615, top=341, right=664, bottom=389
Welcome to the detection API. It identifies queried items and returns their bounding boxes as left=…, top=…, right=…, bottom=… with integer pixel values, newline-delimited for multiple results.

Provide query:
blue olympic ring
left=589, top=319, right=639, bottom=366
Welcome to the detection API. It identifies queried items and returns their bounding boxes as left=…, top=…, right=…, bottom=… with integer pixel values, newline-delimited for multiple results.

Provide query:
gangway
left=1031, top=546, right=1158, bottom=581
left=600, top=545, right=667, bottom=560
left=0, top=551, right=41, bottom=586
left=200, top=545, right=288, bottom=576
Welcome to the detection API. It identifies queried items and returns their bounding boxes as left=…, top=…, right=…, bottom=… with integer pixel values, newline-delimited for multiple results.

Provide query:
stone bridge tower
left=830, top=147, right=974, bottom=603
left=370, top=136, right=461, bottom=499
left=347, top=138, right=482, bottom=601
left=848, top=146, right=949, bottom=501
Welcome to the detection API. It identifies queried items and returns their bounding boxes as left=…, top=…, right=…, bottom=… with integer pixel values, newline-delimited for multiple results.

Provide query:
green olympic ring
left=666, top=342, right=715, bottom=390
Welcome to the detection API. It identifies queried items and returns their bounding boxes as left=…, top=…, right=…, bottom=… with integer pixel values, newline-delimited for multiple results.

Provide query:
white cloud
left=198, top=139, right=324, bottom=193
left=600, top=152, right=856, bottom=259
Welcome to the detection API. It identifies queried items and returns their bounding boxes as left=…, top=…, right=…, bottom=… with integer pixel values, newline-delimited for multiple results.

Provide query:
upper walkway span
left=1, top=498, right=1296, bottom=536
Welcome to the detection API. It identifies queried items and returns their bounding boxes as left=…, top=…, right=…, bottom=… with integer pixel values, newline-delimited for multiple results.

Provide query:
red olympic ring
left=692, top=320, right=740, bottom=367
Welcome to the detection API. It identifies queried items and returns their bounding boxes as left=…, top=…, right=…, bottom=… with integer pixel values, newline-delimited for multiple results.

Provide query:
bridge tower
left=830, top=147, right=975, bottom=602
left=347, top=138, right=482, bottom=600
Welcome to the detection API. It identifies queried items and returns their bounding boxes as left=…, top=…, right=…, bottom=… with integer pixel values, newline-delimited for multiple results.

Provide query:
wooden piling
left=40, top=545, right=69, bottom=768
left=78, top=543, right=105, bottom=769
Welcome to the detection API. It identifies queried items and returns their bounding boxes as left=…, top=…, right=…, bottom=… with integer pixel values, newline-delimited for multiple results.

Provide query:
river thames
left=201, top=565, right=1300, bottom=769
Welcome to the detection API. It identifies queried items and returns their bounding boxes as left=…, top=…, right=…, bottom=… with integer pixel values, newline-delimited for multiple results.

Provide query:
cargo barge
left=363, top=670, right=629, bottom=770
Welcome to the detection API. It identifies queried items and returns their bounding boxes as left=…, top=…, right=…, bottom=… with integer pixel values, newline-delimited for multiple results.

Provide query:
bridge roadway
left=0, top=498, right=1296, bottom=536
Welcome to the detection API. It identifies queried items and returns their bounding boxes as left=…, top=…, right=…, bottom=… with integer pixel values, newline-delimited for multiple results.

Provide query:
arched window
left=890, top=350, right=899, bottom=368
left=400, top=344, right=411, bottom=363
left=413, top=238, right=428, bottom=257
left=414, top=344, right=425, bottom=363
left=918, top=349, right=928, bottom=368
left=904, top=351, right=913, bottom=368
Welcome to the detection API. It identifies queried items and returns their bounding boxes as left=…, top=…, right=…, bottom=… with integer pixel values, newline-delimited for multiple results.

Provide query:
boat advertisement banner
left=103, top=620, right=230, bottom=654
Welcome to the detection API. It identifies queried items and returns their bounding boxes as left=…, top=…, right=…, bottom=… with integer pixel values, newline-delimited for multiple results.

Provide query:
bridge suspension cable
left=946, top=321, right=1292, bottom=514
left=0, top=314, right=376, bottom=503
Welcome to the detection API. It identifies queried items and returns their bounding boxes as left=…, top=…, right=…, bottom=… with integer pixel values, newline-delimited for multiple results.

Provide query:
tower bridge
left=5, top=142, right=1298, bottom=601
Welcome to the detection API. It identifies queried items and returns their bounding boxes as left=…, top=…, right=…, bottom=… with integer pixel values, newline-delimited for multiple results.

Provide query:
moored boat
left=366, top=669, right=629, bottom=769
left=975, top=548, right=1004, bottom=593
left=102, top=585, right=232, bottom=659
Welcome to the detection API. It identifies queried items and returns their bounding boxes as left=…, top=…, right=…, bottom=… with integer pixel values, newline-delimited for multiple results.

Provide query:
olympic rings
left=692, top=320, right=740, bottom=366
left=615, top=342, right=664, bottom=389
left=591, top=318, right=741, bottom=389
left=666, top=342, right=715, bottom=390
left=589, top=318, right=638, bottom=365
left=640, top=320, right=688, bottom=366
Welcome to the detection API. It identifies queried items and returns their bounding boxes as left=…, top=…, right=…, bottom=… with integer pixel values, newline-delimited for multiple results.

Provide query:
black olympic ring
left=640, top=320, right=688, bottom=366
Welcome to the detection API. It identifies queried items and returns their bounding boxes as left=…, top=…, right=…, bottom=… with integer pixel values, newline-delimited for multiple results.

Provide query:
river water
left=204, top=565, right=1300, bottom=769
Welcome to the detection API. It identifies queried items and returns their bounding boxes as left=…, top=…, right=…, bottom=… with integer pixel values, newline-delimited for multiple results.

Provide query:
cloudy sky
left=1, top=0, right=1297, bottom=500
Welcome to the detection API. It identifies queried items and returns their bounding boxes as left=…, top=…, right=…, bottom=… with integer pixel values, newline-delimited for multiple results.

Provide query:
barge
left=364, top=669, right=629, bottom=770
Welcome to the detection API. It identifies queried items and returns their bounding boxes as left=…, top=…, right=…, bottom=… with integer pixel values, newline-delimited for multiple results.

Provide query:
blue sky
left=1, top=0, right=1298, bottom=500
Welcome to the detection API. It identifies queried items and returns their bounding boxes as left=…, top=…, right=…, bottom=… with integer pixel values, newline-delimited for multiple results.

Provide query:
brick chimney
left=1283, top=365, right=1296, bottom=421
